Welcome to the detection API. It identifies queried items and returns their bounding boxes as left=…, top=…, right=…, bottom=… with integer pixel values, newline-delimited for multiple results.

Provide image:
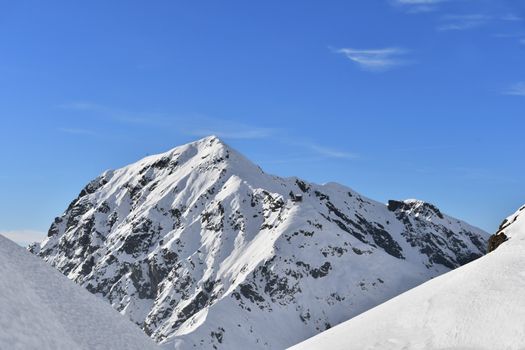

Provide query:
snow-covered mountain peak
left=487, top=205, right=525, bottom=252
left=131, top=135, right=250, bottom=172
left=119, top=136, right=266, bottom=190
left=496, top=205, right=525, bottom=239
left=388, top=199, right=446, bottom=220
left=33, top=136, right=489, bottom=349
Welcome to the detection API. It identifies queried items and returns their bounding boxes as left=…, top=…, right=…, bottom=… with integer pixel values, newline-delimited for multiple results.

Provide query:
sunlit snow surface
left=291, top=206, right=525, bottom=350
left=32, top=136, right=489, bottom=349
left=0, top=235, right=159, bottom=350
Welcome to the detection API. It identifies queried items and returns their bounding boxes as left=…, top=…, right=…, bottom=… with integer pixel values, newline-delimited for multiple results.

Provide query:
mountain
left=31, top=136, right=488, bottom=349
left=0, top=234, right=158, bottom=350
left=290, top=205, right=525, bottom=350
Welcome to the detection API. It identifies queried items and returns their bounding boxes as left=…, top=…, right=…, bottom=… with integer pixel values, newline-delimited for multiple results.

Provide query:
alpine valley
left=31, top=136, right=489, bottom=349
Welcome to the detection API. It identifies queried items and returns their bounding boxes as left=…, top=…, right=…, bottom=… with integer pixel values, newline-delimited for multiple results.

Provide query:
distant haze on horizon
left=1, top=0, right=524, bottom=244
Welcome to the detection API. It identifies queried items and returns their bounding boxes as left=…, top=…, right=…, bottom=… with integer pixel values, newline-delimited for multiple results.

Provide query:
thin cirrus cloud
left=393, top=0, right=448, bottom=13
left=437, top=13, right=522, bottom=31
left=334, top=47, right=413, bottom=72
left=395, top=0, right=446, bottom=3
left=189, top=127, right=274, bottom=140
left=58, top=101, right=275, bottom=140
left=58, top=102, right=163, bottom=125
left=503, top=82, right=525, bottom=96
left=165, top=114, right=276, bottom=140
left=492, top=32, right=525, bottom=45
left=437, top=14, right=492, bottom=31
left=284, top=138, right=359, bottom=160
left=308, top=144, right=358, bottom=159
left=58, top=127, right=97, bottom=136
left=58, top=101, right=104, bottom=111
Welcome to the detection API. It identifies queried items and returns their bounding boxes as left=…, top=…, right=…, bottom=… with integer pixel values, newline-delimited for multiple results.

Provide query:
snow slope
left=31, top=136, right=489, bottom=349
left=290, top=205, right=525, bottom=350
left=0, top=234, right=159, bottom=350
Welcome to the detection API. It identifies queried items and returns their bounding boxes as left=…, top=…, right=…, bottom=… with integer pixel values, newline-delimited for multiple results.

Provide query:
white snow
left=290, top=205, right=525, bottom=350
left=0, top=234, right=159, bottom=350
left=32, top=136, right=489, bottom=349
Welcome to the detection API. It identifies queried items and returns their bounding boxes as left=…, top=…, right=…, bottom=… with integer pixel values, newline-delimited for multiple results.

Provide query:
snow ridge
left=0, top=234, right=158, bottom=350
left=290, top=205, right=525, bottom=350
left=32, top=136, right=488, bottom=349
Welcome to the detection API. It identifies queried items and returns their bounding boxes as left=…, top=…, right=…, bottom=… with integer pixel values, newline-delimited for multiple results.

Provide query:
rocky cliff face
left=31, top=136, right=488, bottom=349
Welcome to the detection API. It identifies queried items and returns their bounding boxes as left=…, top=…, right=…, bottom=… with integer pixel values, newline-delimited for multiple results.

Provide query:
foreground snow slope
left=0, top=234, right=159, bottom=350
left=32, top=136, right=488, bottom=349
left=291, top=204, right=525, bottom=350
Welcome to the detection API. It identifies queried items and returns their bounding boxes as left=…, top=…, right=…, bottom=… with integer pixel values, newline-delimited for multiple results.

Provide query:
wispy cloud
left=438, top=13, right=523, bottom=31
left=58, top=127, right=97, bottom=136
left=189, top=127, right=273, bottom=140
left=308, top=144, right=358, bottom=159
left=437, top=14, right=491, bottom=31
left=503, top=82, right=525, bottom=96
left=173, top=114, right=276, bottom=140
left=58, top=101, right=105, bottom=111
left=500, top=14, right=523, bottom=22
left=395, top=0, right=445, bottom=3
left=392, top=0, right=448, bottom=14
left=58, top=102, right=164, bottom=125
left=1, top=230, right=45, bottom=247
left=389, top=144, right=458, bottom=153
left=492, top=32, right=525, bottom=38
left=264, top=136, right=360, bottom=162
left=283, top=138, right=358, bottom=160
left=454, top=167, right=519, bottom=184
left=333, top=47, right=413, bottom=72
left=492, top=32, right=525, bottom=45
left=58, top=102, right=275, bottom=140
left=257, top=156, right=326, bottom=165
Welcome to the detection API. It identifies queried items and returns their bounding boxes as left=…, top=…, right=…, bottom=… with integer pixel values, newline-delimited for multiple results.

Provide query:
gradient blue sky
left=1, top=0, right=524, bottom=244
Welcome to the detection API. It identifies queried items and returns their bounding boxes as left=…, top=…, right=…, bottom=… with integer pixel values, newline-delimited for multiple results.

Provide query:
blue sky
left=1, top=0, right=524, bottom=244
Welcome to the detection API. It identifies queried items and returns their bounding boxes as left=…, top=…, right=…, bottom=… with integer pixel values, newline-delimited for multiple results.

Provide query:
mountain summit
left=32, top=136, right=488, bottom=349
